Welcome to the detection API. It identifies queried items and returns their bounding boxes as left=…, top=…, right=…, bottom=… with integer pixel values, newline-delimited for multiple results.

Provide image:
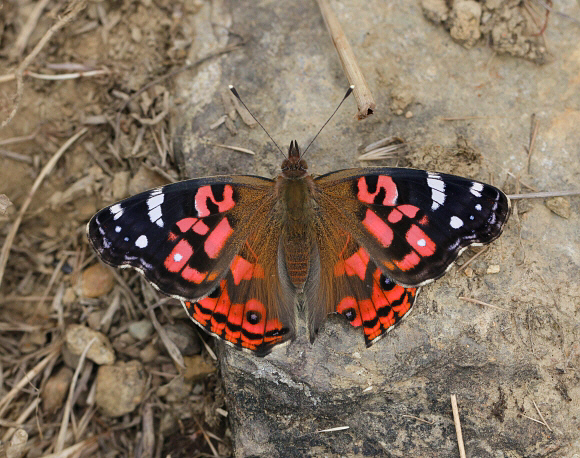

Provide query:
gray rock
left=172, top=0, right=580, bottom=456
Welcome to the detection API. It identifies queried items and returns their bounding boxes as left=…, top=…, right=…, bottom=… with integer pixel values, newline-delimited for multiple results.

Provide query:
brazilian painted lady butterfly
left=88, top=125, right=510, bottom=356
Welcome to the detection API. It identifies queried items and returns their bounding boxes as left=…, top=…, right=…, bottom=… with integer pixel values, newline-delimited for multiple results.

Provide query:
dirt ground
left=0, top=0, right=579, bottom=457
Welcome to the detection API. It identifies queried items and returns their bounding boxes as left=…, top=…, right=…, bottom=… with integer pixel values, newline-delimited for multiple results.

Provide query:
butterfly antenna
left=301, top=85, right=354, bottom=159
left=229, top=85, right=285, bottom=158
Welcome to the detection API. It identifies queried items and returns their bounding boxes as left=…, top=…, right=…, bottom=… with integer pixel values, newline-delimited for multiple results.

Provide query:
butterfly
left=87, top=134, right=510, bottom=356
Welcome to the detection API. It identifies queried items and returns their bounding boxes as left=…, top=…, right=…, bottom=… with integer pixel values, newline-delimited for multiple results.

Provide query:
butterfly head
left=281, top=140, right=308, bottom=179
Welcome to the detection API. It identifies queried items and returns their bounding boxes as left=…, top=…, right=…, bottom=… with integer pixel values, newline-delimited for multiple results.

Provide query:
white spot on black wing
left=135, top=235, right=148, bottom=248
left=427, top=173, right=445, bottom=211
left=110, top=204, right=124, bottom=220
left=470, top=182, right=483, bottom=198
left=147, top=189, right=165, bottom=228
left=450, top=216, right=464, bottom=229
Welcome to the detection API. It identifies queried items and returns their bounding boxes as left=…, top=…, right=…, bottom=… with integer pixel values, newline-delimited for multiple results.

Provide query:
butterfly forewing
left=87, top=175, right=276, bottom=300
left=314, top=168, right=510, bottom=287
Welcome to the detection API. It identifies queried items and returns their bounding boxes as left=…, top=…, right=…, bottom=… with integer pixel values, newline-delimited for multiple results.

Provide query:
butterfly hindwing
left=183, top=213, right=295, bottom=355
left=307, top=216, right=418, bottom=345
left=314, top=168, right=510, bottom=287
left=87, top=175, right=277, bottom=301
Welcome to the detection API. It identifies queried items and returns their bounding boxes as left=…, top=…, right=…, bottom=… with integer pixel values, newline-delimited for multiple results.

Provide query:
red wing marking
left=182, top=266, right=206, bottom=283
left=176, top=218, right=195, bottom=232
left=164, top=240, right=193, bottom=272
left=204, top=217, right=233, bottom=259
left=195, top=184, right=235, bottom=217
left=224, top=303, right=244, bottom=343
left=357, top=176, right=398, bottom=206
left=405, top=225, right=436, bottom=257
left=362, top=209, right=394, bottom=248
left=185, top=275, right=291, bottom=355
left=358, top=299, right=382, bottom=340
left=210, top=291, right=233, bottom=335
left=230, top=255, right=265, bottom=285
left=388, top=208, right=403, bottom=224
left=335, top=261, right=417, bottom=346
left=336, top=297, right=363, bottom=327
left=398, top=204, right=419, bottom=218
left=334, top=247, right=370, bottom=281
left=241, top=299, right=267, bottom=349
left=264, top=319, right=287, bottom=345
left=393, top=251, right=421, bottom=271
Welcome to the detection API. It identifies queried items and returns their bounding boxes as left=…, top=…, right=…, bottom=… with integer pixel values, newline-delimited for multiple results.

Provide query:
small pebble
left=129, top=319, right=154, bottom=340
left=0, top=194, right=13, bottom=215
left=140, top=342, right=159, bottom=363
left=545, top=197, right=571, bottom=219
left=156, top=376, right=193, bottom=402
left=81, top=263, right=114, bottom=298
left=486, top=264, right=501, bottom=274
left=66, top=324, right=116, bottom=365
left=96, top=361, right=146, bottom=417
left=163, top=322, right=202, bottom=356
left=183, top=355, right=216, bottom=382
left=5, top=429, right=28, bottom=458
left=42, top=367, right=73, bottom=413
left=87, top=310, right=105, bottom=330
left=62, top=287, right=77, bottom=305
left=19, top=331, right=46, bottom=354
left=463, top=266, right=474, bottom=278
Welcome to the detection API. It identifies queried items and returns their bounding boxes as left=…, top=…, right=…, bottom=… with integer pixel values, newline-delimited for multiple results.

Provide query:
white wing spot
left=450, top=216, right=464, bottom=229
left=470, top=215, right=475, bottom=220
left=110, top=204, right=124, bottom=220
left=427, top=173, right=445, bottom=210
left=417, top=238, right=426, bottom=247
left=124, top=236, right=130, bottom=242
left=475, top=203, right=482, bottom=211
left=149, top=207, right=164, bottom=227
left=135, top=235, right=148, bottom=248
left=147, top=190, right=165, bottom=228
left=115, top=226, right=122, bottom=233
left=470, top=182, right=483, bottom=198
left=174, top=253, right=183, bottom=262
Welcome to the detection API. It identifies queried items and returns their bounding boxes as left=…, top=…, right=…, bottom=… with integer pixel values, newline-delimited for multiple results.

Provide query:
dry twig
left=459, top=296, right=514, bottom=313
left=316, top=0, right=375, bottom=119
left=450, top=394, right=467, bottom=458
left=0, top=343, right=61, bottom=415
left=507, top=190, right=580, bottom=199
left=54, top=337, right=97, bottom=452
left=0, top=128, right=88, bottom=289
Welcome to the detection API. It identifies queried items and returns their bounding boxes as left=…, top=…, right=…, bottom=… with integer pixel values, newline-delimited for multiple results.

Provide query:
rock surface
left=95, top=361, right=147, bottom=417
left=172, top=0, right=580, bottom=456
